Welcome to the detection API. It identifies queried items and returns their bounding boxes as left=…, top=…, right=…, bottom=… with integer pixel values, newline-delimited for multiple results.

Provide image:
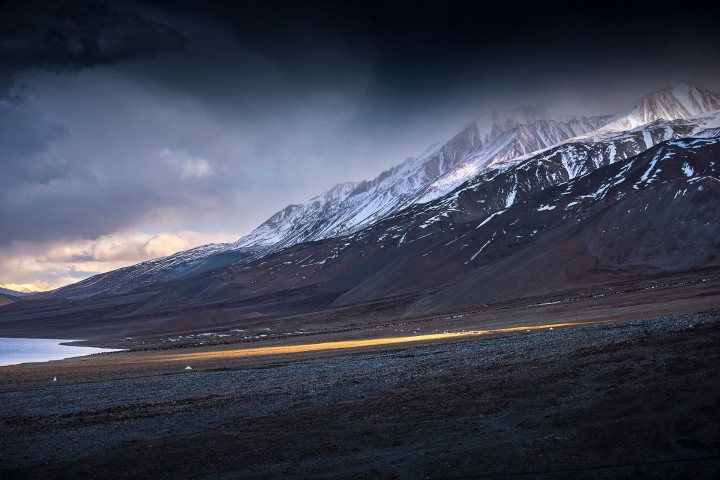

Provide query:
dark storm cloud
left=141, top=0, right=720, bottom=101
left=0, top=0, right=187, bottom=92
left=130, top=0, right=720, bottom=160
left=0, top=102, right=68, bottom=165
left=0, top=0, right=198, bottom=247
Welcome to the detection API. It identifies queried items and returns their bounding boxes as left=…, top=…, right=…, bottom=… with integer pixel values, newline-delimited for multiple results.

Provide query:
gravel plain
left=1, top=309, right=719, bottom=479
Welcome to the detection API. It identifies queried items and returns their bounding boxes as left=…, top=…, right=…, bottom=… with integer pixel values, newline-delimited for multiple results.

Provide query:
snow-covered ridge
left=501, top=110, right=720, bottom=180
left=230, top=108, right=610, bottom=252
left=594, top=82, right=720, bottom=133
left=412, top=115, right=610, bottom=203
left=53, top=82, right=720, bottom=299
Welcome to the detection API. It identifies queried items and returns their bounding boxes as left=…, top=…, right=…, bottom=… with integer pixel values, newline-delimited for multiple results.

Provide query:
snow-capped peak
left=51, top=83, right=720, bottom=300
left=308, top=181, right=362, bottom=206
left=604, top=82, right=720, bottom=131
left=489, top=105, right=551, bottom=140
left=455, top=105, right=554, bottom=147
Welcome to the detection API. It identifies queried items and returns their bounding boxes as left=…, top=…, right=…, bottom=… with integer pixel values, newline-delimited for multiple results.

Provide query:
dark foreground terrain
left=1, top=310, right=719, bottom=479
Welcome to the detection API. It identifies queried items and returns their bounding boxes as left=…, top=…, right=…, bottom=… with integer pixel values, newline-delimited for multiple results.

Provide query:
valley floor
left=1, top=308, right=719, bottom=479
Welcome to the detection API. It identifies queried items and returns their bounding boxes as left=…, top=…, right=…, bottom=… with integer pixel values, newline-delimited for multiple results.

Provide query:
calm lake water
left=0, top=338, right=124, bottom=366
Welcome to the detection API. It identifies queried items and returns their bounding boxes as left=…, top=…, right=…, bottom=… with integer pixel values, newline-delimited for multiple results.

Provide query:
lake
left=0, top=337, right=124, bottom=366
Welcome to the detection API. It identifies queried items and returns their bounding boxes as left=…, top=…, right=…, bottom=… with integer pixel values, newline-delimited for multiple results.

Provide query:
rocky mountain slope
left=154, top=136, right=720, bottom=318
left=52, top=83, right=720, bottom=300
left=53, top=243, right=264, bottom=299
left=2, top=134, right=717, bottom=339
left=230, top=109, right=608, bottom=252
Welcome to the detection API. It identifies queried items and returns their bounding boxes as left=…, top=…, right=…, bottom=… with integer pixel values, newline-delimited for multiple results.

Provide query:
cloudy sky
left=1, top=0, right=718, bottom=291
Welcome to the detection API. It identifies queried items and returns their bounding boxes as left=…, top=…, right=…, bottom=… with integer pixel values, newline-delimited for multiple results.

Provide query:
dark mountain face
left=402, top=137, right=720, bottom=313
left=2, top=137, right=718, bottom=338
left=47, top=83, right=719, bottom=301
left=240, top=137, right=720, bottom=314
left=5, top=79, right=720, bottom=341
left=52, top=244, right=264, bottom=299
left=0, top=294, right=18, bottom=307
left=49, top=110, right=606, bottom=300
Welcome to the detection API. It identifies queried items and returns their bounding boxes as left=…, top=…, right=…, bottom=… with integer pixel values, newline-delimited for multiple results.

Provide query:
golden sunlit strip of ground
left=145, top=319, right=614, bottom=364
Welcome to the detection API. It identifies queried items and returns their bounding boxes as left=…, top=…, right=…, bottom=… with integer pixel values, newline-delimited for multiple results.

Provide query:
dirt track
left=1, top=309, right=719, bottom=479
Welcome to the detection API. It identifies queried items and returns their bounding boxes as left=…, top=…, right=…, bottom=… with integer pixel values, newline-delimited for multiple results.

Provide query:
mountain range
left=2, top=82, right=719, bottom=340
left=50, top=82, right=720, bottom=301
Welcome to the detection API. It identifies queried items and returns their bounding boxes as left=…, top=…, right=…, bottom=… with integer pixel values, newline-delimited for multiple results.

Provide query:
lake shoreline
left=0, top=337, right=125, bottom=367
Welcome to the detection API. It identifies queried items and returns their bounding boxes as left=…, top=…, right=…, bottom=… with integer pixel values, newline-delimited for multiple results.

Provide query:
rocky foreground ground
left=1, top=310, right=719, bottom=479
